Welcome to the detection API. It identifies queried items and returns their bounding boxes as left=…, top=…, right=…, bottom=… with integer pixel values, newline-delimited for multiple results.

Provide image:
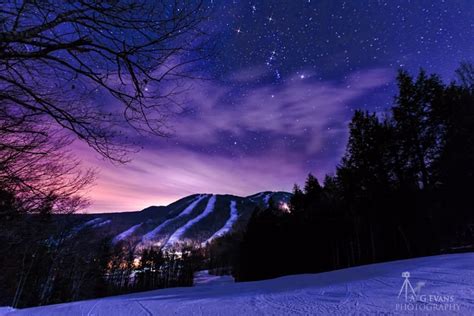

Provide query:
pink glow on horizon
left=73, top=67, right=393, bottom=213
left=77, top=146, right=308, bottom=213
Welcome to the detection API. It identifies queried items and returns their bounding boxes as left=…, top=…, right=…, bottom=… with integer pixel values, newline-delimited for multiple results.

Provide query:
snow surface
left=248, top=192, right=264, bottom=201
left=90, top=219, right=111, bottom=229
left=141, top=218, right=173, bottom=243
left=69, top=218, right=111, bottom=237
left=248, top=192, right=273, bottom=206
left=202, top=200, right=238, bottom=246
left=0, top=307, right=15, bottom=316
left=141, top=195, right=207, bottom=243
left=73, top=218, right=103, bottom=232
left=193, top=270, right=234, bottom=287
left=263, top=193, right=273, bottom=206
left=6, top=253, right=474, bottom=315
left=112, top=223, right=143, bottom=244
left=164, top=195, right=216, bottom=247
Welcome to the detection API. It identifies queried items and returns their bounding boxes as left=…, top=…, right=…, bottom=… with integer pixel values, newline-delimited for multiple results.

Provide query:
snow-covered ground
left=193, top=270, right=234, bottom=287
left=263, top=193, right=272, bottom=206
left=112, top=223, right=143, bottom=245
left=90, top=219, right=111, bottom=229
left=165, top=195, right=216, bottom=247
left=141, top=195, right=207, bottom=243
left=72, top=218, right=104, bottom=232
left=202, top=200, right=239, bottom=246
left=4, top=253, right=474, bottom=315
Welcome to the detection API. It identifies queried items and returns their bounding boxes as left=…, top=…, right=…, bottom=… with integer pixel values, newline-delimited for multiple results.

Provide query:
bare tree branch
left=1, top=0, right=209, bottom=162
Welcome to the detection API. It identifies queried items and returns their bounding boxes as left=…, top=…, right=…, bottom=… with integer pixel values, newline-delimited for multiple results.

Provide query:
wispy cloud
left=77, top=68, right=393, bottom=212
left=80, top=148, right=305, bottom=212
left=172, top=67, right=393, bottom=153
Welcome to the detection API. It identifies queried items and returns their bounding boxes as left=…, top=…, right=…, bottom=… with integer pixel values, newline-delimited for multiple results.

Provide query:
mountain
left=5, top=253, right=473, bottom=315
left=67, top=191, right=292, bottom=249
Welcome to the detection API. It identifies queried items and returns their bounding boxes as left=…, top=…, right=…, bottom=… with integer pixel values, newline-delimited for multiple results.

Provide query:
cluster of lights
left=279, top=202, right=291, bottom=213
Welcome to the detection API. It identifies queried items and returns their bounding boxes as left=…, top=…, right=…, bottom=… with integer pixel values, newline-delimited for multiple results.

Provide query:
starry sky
left=83, top=0, right=473, bottom=213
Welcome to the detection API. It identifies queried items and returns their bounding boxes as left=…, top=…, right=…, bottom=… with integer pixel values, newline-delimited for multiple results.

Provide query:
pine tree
left=392, top=70, right=446, bottom=189
left=289, top=184, right=304, bottom=213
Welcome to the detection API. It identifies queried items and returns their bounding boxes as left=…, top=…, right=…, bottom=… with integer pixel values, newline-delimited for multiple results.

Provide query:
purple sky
left=78, top=1, right=473, bottom=213
left=81, top=67, right=393, bottom=212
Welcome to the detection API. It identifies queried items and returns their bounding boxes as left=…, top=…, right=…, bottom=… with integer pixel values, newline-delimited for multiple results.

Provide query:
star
left=275, top=70, right=281, bottom=80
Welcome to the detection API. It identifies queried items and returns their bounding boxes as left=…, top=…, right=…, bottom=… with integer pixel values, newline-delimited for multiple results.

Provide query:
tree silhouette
left=236, top=64, right=474, bottom=282
left=0, top=1, right=210, bottom=307
left=1, top=0, right=209, bottom=161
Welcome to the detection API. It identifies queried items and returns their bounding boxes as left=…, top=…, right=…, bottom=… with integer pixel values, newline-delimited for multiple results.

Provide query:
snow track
left=112, top=223, right=143, bottom=244
left=248, top=192, right=274, bottom=207
left=74, top=218, right=103, bottom=231
left=263, top=193, right=273, bottom=206
left=90, top=219, right=111, bottom=229
left=202, top=200, right=238, bottom=246
left=141, top=218, right=173, bottom=243
left=165, top=195, right=216, bottom=247
left=141, top=195, right=207, bottom=243
left=7, top=253, right=474, bottom=315
left=248, top=192, right=264, bottom=201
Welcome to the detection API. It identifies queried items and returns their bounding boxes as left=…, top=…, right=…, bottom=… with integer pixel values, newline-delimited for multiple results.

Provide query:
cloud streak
left=77, top=68, right=393, bottom=212
left=172, top=68, right=393, bottom=153
left=81, top=148, right=305, bottom=212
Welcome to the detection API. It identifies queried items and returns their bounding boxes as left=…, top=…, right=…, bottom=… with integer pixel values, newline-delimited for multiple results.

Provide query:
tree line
left=0, top=0, right=209, bottom=308
left=235, top=64, right=474, bottom=281
left=0, top=216, right=203, bottom=309
left=106, top=244, right=202, bottom=297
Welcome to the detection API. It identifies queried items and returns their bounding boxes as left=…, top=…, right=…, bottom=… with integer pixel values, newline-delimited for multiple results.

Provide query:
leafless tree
left=0, top=2, right=209, bottom=305
left=1, top=0, right=209, bottom=162
left=0, top=121, right=95, bottom=217
left=456, top=62, right=474, bottom=89
left=0, top=0, right=210, bottom=215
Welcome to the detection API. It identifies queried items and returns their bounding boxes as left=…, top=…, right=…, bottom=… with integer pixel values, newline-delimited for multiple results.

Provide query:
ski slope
left=62, top=192, right=293, bottom=248
left=90, top=219, right=111, bottom=229
left=73, top=218, right=103, bottom=232
left=5, top=253, right=474, bottom=315
left=165, top=195, right=216, bottom=247
left=112, top=223, right=143, bottom=244
left=193, top=270, right=234, bottom=287
left=202, top=200, right=239, bottom=246
left=263, top=193, right=272, bottom=206
left=141, top=195, right=207, bottom=243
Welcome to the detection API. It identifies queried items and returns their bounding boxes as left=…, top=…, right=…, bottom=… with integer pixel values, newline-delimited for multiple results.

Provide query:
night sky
left=84, top=0, right=473, bottom=212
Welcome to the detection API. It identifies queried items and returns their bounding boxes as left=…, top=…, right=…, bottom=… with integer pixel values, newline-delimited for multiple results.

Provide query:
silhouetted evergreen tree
left=236, top=64, right=474, bottom=282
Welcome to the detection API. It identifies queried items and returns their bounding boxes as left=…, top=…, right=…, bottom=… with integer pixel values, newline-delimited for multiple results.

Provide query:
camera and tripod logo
left=398, top=271, right=417, bottom=301
left=395, top=271, right=459, bottom=312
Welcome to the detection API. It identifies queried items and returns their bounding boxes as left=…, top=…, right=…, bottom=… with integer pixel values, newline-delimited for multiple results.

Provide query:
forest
left=0, top=0, right=208, bottom=308
left=0, top=212, right=203, bottom=308
left=2, top=0, right=473, bottom=312
left=1, top=63, right=473, bottom=308
left=235, top=64, right=474, bottom=281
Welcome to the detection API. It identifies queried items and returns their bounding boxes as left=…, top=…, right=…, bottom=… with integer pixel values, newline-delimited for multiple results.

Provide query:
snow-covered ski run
left=112, top=223, right=143, bottom=244
left=141, top=195, right=207, bottom=244
left=202, top=200, right=239, bottom=246
left=165, top=195, right=217, bottom=247
left=4, top=253, right=473, bottom=315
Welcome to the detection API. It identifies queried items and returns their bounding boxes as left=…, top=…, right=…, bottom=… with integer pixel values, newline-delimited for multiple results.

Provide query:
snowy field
left=4, top=253, right=474, bottom=315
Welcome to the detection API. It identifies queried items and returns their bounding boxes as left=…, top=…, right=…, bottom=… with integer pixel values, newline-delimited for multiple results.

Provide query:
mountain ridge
left=70, top=191, right=292, bottom=249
